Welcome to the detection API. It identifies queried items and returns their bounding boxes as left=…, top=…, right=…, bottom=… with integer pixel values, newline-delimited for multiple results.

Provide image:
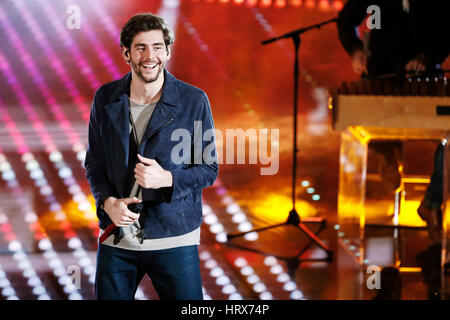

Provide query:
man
left=84, top=13, right=218, bottom=300
left=337, top=0, right=449, bottom=244
left=338, top=0, right=449, bottom=79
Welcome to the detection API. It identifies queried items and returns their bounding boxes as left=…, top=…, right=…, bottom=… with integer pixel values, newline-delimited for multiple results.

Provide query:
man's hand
left=134, top=154, right=173, bottom=189
left=405, top=54, right=427, bottom=73
left=352, top=49, right=369, bottom=75
left=104, top=196, right=141, bottom=227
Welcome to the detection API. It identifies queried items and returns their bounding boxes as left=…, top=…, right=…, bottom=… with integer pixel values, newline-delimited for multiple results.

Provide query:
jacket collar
left=104, top=69, right=179, bottom=138
left=107, top=69, right=180, bottom=108
left=160, top=69, right=181, bottom=108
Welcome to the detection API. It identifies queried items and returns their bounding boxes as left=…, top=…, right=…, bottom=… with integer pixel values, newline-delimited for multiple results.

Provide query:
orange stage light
left=249, top=193, right=318, bottom=224
left=305, top=0, right=316, bottom=9
left=332, top=0, right=343, bottom=11
left=290, top=0, right=302, bottom=7
left=318, top=0, right=330, bottom=11
left=260, top=0, right=272, bottom=8
left=275, top=0, right=286, bottom=8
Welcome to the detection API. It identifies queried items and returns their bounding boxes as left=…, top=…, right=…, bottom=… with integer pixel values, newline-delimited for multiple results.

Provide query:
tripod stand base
left=226, top=209, right=333, bottom=264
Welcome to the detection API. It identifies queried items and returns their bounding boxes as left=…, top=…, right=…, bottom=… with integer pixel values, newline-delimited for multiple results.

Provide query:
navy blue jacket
left=84, top=70, right=218, bottom=239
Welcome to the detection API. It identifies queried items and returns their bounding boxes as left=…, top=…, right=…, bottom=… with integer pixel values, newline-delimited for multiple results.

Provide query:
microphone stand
left=226, top=18, right=338, bottom=270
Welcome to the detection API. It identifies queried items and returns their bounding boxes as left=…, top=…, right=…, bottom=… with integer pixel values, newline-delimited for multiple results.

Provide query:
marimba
left=333, top=78, right=450, bottom=132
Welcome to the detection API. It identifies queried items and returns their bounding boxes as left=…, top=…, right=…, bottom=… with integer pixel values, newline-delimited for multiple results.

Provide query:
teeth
left=143, top=63, right=156, bottom=68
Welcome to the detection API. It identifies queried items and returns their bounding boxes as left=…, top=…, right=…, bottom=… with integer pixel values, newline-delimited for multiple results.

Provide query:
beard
left=131, top=60, right=164, bottom=83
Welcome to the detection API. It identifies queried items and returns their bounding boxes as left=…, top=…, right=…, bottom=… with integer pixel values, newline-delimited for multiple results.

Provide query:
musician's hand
left=104, top=196, right=141, bottom=227
left=405, top=58, right=426, bottom=73
left=134, top=154, right=173, bottom=189
left=352, top=49, right=369, bottom=75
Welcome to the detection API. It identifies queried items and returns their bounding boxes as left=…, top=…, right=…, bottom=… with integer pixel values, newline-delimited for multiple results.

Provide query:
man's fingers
left=135, top=176, right=144, bottom=185
left=115, top=215, right=135, bottom=226
left=405, top=61, right=412, bottom=71
left=406, top=59, right=426, bottom=73
left=122, top=197, right=142, bottom=205
left=135, top=164, right=144, bottom=171
left=362, top=56, right=367, bottom=65
left=135, top=176, right=151, bottom=189
left=359, top=56, right=367, bottom=69
left=134, top=165, right=148, bottom=175
left=135, top=176, right=155, bottom=189
left=117, top=221, right=133, bottom=227
left=118, top=201, right=128, bottom=210
left=408, top=60, right=417, bottom=70
left=121, top=216, right=134, bottom=222
left=353, top=65, right=363, bottom=74
left=125, top=211, right=140, bottom=220
left=137, top=154, right=156, bottom=166
left=119, top=217, right=134, bottom=224
left=352, top=55, right=367, bottom=75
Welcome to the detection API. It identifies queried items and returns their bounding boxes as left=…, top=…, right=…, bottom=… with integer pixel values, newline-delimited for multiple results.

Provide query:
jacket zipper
left=138, top=117, right=174, bottom=154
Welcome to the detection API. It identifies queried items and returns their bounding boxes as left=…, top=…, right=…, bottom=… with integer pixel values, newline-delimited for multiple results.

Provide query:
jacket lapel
left=104, top=93, right=130, bottom=162
left=104, top=93, right=130, bottom=197
left=140, top=103, right=175, bottom=151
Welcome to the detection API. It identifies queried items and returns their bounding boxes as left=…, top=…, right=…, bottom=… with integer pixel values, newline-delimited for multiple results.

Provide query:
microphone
left=128, top=201, right=144, bottom=243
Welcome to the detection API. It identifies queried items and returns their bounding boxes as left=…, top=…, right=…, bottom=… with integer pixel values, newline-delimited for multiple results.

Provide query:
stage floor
left=0, top=124, right=445, bottom=300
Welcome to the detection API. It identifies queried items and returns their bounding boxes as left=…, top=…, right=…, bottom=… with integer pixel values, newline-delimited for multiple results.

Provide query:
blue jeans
left=95, top=244, right=203, bottom=300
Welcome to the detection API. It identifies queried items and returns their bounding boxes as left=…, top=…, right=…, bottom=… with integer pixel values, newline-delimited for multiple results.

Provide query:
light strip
left=89, top=1, right=121, bottom=43
left=35, top=0, right=101, bottom=88
left=0, top=12, right=82, bottom=148
left=0, top=90, right=93, bottom=299
left=212, top=179, right=258, bottom=242
left=0, top=50, right=56, bottom=153
left=233, top=256, right=272, bottom=299
left=0, top=262, right=19, bottom=300
left=41, top=0, right=121, bottom=81
left=200, top=250, right=244, bottom=299
left=10, top=0, right=91, bottom=120
left=263, top=256, right=305, bottom=299
left=0, top=151, right=90, bottom=299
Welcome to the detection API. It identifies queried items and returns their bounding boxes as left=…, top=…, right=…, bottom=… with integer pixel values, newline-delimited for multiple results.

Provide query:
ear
left=166, top=47, right=171, bottom=60
left=121, top=46, right=131, bottom=64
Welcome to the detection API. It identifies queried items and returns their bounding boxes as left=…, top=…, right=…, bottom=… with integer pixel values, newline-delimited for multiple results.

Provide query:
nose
left=144, top=47, right=157, bottom=61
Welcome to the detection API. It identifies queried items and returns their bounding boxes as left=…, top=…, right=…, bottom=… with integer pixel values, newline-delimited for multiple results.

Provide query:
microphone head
left=128, top=202, right=144, bottom=214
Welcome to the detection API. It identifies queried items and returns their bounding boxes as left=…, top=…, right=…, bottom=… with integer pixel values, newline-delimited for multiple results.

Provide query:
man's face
left=123, top=30, right=170, bottom=83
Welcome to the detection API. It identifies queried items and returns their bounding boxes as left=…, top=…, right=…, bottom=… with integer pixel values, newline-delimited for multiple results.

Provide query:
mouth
left=141, top=62, right=158, bottom=71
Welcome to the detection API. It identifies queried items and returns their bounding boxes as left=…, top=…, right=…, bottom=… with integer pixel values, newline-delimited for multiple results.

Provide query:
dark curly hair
left=120, top=13, right=174, bottom=51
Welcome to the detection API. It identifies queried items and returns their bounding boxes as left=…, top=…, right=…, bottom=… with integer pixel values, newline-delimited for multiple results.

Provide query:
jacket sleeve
left=337, top=0, right=369, bottom=56
left=84, top=90, right=117, bottom=222
left=160, top=92, right=219, bottom=202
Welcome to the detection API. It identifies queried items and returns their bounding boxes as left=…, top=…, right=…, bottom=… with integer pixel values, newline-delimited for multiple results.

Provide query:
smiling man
left=84, top=13, right=218, bottom=300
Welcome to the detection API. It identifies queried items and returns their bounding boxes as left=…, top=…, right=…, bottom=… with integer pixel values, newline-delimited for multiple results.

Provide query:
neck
left=130, top=70, right=164, bottom=104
